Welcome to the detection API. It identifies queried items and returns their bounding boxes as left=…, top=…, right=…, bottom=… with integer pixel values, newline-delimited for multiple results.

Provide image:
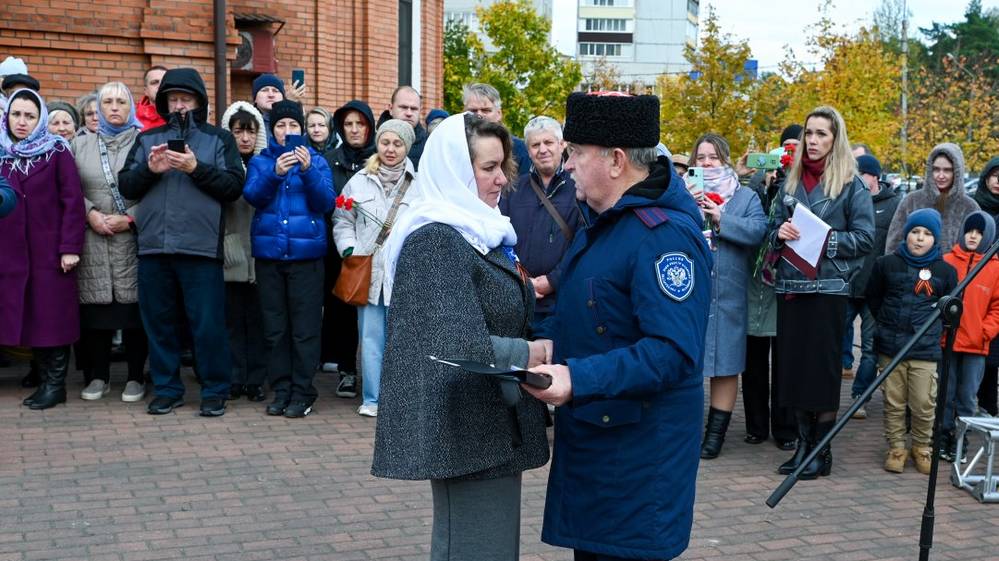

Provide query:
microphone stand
left=766, top=235, right=999, bottom=561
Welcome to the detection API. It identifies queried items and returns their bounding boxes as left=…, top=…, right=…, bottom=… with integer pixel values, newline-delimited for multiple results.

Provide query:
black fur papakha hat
left=562, top=91, right=660, bottom=148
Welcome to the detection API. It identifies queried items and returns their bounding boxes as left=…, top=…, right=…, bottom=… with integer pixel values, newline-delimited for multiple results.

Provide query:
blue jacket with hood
left=535, top=156, right=712, bottom=560
left=243, top=136, right=335, bottom=261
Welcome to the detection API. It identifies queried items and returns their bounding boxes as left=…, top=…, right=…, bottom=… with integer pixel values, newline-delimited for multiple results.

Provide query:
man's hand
left=523, top=363, right=572, bottom=406
left=87, top=209, right=113, bottom=236
left=148, top=144, right=170, bottom=174
left=286, top=80, right=307, bottom=103
left=165, top=145, right=197, bottom=174
left=526, top=338, right=553, bottom=368
left=531, top=275, right=553, bottom=299
left=275, top=151, right=299, bottom=176
left=60, top=254, right=80, bottom=273
left=105, top=214, right=131, bottom=234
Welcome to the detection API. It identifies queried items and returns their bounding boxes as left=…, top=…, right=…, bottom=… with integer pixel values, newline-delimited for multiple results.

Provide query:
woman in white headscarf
left=372, top=113, right=551, bottom=561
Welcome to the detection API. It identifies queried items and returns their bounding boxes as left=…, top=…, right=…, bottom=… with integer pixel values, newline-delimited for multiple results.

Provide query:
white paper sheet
left=786, top=204, right=832, bottom=269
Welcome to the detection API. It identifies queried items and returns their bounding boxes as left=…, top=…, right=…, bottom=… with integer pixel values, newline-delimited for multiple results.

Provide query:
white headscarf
left=381, top=112, right=518, bottom=301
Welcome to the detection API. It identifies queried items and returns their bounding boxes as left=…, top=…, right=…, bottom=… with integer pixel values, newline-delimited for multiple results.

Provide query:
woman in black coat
left=372, top=113, right=551, bottom=561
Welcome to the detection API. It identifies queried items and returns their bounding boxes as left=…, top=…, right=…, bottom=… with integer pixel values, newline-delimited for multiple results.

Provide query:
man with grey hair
left=498, top=116, right=582, bottom=324
left=462, top=82, right=531, bottom=175
left=525, top=92, right=711, bottom=560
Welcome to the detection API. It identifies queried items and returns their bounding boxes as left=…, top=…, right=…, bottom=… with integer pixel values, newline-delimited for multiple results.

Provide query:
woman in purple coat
left=0, top=89, right=86, bottom=410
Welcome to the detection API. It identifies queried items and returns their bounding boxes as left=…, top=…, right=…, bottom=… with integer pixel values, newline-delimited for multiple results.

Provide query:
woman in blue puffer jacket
left=244, top=100, right=335, bottom=419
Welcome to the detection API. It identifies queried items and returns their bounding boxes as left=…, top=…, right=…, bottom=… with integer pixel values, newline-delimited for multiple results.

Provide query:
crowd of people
left=3, top=51, right=999, bottom=560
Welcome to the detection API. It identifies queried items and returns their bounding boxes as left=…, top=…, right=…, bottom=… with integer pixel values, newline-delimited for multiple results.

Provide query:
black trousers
left=79, top=327, right=148, bottom=383
left=256, top=258, right=323, bottom=401
left=320, top=251, right=358, bottom=372
left=742, top=335, right=796, bottom=441
left=574, top=551, right=667, bottom=561
left=979, top=364, right=998, bottom=416
left=225, top=282, right=267, bottom=386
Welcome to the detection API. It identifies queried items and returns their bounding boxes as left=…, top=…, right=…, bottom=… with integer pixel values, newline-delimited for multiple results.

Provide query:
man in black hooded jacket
left=119, top=67, right=245, bottom=417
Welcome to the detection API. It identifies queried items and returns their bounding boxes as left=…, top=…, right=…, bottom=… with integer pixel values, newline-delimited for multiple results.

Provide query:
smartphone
left=684, top=167, right=705, bottom=199
left=291, top=69, right=305, bottom=88
left=167, top=139, right=186, bottom=153
left=747, top=152, right=781, bottom=170
left=283, top=134, right=307, bottom=152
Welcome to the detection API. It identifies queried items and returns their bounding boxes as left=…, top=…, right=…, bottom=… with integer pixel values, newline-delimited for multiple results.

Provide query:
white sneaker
left=358, top=404, right=378, bottom=417
left=81, top=380, right=110, bottom=400
left=321, top=362, right=338, bottom=373
left=121, top=380, right=146, bottom=402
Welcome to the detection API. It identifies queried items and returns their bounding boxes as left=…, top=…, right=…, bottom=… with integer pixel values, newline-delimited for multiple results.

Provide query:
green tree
left=657, top=8, right=769, bottom=157
left=921, top=0, right=999, bottom=84
left=443, top=19, right=474, bottom=115
left=442, top=0, right=581, bottom=133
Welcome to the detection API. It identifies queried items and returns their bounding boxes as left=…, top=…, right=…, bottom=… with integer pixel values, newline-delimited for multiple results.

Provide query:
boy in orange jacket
left=941, top=211, right=999, bottom=461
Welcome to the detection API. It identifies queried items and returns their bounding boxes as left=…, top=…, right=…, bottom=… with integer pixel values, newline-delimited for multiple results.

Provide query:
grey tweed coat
left=371, top=223, right=550, bottom=481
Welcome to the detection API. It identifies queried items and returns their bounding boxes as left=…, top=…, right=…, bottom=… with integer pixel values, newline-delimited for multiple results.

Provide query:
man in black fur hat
left=526, top=92, right=712, bottom=561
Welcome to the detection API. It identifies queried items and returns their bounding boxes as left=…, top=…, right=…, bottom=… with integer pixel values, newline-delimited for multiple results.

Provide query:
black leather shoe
left=147, top=395, right=185, bottom=415
left=244, top=384, right=266, bottom=402
left=775, top=438, right=797, bottom=451
left=266, top=396, right=290, bottom=416
left=199, top=398, right=227, bottom=417
left=229, top=384, right=245, bottom=400
left=744, top=434, right=766, bottom=445
left=284, top=400, right=314, bottom=418
left=27, top=347, right=69, bottom=410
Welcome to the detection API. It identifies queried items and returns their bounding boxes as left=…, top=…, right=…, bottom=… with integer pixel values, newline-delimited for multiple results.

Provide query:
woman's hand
left=777, top=220, right=800, bottom=241
left=287, top=80, right=307, bottom=103
left=61, top=254, right=80, bottom=273
left=275, top=151, right=299, bottom=176
left=699, top=197, right=721, bottom=226
left=526, top=338, right=553, bottom=368
left=523, top=363, right=572, bottom=406
left=294, top=146, right=311, bottom=171
left=105, top=215, right=131, bottom=234
left=87, top=209, right=113, bottom=236
left=734, top=150, right=753, bottom=177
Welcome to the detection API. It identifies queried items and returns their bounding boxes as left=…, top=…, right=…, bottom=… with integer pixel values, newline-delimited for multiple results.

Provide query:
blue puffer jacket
left=243, top=138, right=335, bottom=260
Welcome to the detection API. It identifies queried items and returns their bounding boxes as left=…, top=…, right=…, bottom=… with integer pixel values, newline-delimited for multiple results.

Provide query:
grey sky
left=705, top=0, right=999, bottom=71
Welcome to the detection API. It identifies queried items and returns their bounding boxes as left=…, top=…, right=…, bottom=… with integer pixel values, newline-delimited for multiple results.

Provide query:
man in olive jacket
left=119, top=67, right=245, bottom=417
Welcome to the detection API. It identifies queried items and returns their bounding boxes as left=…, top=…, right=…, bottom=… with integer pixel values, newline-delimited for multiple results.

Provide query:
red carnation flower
left=335, top=194, right=346, bottom=209
left=345, top=198, right=354, bottom=211
left=705, top=192, right=725, bottom=205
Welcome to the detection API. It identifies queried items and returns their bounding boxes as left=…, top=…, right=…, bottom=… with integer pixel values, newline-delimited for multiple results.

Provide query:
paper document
left=785, top=204, right=831, bottom=277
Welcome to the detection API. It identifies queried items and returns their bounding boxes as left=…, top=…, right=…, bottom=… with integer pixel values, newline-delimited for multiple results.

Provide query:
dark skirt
left=775, top=293, right=847, bottom=412
left=80, top=302, right=143, bottom=331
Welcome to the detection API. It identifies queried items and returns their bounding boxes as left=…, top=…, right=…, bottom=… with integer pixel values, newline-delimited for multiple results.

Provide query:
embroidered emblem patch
left=656, top=252, right=694, bottom=301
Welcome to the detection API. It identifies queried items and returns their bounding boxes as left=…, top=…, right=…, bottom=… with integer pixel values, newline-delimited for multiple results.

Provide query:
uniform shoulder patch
left=633, top=207, right=671, bottom=229
left=656, top=252, right=694, bottom=301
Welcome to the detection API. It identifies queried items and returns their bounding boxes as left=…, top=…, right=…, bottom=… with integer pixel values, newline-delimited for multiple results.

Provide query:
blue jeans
left=941, top=352, right=987, bottom=433
left=138, top=255, right=231, bottom=400
left=358, top=295, right=387, bottom=406
left=844, top=299, right=877, bottom=398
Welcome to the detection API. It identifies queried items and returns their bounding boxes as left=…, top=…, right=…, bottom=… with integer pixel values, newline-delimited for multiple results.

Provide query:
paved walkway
left=1, top=360, right=996, bottom=561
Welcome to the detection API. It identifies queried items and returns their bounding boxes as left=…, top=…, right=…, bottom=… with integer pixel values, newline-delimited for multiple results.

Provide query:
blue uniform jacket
left=243, top=138, right=335, bottom=261
left=536, top=158, right=712, bottom=559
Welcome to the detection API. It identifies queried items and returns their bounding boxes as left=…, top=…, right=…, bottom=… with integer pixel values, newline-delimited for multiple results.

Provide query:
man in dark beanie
left=252, top=73, right=287, bottom=135
left=119, top=67, right=245, bottom=418
left=525, top=91, right=712, bottom=561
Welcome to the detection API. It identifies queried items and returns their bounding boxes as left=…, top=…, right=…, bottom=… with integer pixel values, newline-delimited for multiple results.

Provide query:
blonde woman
left=332, top=119, right=416, bottom=417
left=770, top=106, right=875, bottom=479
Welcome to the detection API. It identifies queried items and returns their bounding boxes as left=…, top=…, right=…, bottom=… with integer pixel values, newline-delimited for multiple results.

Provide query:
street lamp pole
left=900, top=0, right=908, bottom=177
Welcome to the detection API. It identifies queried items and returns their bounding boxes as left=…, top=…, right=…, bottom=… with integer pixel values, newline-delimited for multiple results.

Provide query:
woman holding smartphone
left=243, top=100, right=335, bottom=418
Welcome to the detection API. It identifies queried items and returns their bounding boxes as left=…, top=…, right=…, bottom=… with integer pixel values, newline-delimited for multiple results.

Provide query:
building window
left=590, top=0, right=615, bottom=6
left=688, top=0, right=699, bottom=17
left=399, top=0, right=413, bottom=86
left=584, top=18, right=627, bottom=31
left=579, top=43, right=622, bottom=57
left=686, top=20, right=698, bottom=44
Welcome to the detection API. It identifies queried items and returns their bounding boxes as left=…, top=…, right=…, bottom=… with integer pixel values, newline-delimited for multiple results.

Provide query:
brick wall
left=0, top=0, right=443, bottom=122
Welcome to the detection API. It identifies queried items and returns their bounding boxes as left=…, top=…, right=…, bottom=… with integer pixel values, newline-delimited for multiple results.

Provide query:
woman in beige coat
left=72, top=81, right=147, bottom=402
left=332, top=119, right=416, bottom=417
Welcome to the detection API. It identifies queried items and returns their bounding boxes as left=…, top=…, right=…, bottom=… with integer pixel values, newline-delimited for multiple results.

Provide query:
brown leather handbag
left=333, top=177, right=411, bottom=305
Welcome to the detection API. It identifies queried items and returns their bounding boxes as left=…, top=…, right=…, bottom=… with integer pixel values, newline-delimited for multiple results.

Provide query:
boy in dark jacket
left=867, top=209, right=957, bottom=474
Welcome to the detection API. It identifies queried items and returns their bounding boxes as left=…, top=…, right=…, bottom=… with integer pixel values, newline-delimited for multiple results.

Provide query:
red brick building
left=0, top=0, right=443, bottom=120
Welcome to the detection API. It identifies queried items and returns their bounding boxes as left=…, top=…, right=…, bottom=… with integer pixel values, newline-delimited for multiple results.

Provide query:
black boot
left=700, top=407, right=732, bottom=459
left=800, top=418, right=834, bottom=479
left=20, top=359, right=41, bottom=388
left=21, top=365, right=48, bottom=407
left=28, top=346, right=69, bottom=410
left=778, top=410, right=813, bottom=475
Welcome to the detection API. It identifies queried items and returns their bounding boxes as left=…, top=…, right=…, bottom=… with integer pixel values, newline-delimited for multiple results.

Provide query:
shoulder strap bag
left=528, top=175, right=574, bottom=242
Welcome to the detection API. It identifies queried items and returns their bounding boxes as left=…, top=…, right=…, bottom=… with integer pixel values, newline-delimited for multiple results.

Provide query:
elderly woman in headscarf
left=332, top=119, right=416, bottom=417
left=371, top=113, right=551, bottom=561
left=71, top=81, right=148, bottom=403
left=47, top=101, right=79, bottom=142
left=0, top=88, right=86, bottom=410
